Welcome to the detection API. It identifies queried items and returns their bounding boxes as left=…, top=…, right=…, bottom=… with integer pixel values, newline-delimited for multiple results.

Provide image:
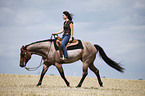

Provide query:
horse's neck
left=27, top=41, right=51, bottom=56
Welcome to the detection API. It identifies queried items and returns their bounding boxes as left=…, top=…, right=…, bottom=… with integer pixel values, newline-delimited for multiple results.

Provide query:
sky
left=0, top=0, right=145, bottom=80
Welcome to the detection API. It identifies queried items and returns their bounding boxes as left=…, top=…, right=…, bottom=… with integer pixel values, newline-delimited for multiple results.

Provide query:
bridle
left=23, top=34, right=56, bottom=71
left=20, top=47, right=40, bottom=71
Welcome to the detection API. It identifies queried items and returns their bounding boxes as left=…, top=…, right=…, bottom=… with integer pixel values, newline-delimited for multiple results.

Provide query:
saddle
left=54, top=36, right=84, bottom=57
left=56, top=36, right=79, bottom=48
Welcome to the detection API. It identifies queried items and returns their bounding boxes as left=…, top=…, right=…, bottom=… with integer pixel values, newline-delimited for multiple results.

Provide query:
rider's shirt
left=63, top=20, right=73, bottom=35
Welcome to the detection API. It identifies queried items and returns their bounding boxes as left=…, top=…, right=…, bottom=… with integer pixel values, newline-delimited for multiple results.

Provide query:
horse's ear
left=20, top=45, right=25, bottom=51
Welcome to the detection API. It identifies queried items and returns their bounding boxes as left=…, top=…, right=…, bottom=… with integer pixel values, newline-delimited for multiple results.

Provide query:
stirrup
left=60, top=56, right=69, bottom=62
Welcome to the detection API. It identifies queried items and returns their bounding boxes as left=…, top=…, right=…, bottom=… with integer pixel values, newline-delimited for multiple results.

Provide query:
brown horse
left=20, top=38, right=124, bottom=87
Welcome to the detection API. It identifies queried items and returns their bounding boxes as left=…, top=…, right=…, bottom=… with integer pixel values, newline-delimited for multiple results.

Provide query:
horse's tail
left=94, top=44, right=124, bottom=73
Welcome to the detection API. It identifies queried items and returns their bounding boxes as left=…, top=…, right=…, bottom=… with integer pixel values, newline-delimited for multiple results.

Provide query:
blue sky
left=0, top=0, right=145, bottom=80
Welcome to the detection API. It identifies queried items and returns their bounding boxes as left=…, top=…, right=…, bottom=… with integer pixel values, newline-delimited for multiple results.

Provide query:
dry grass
left=0, top=74, right=145, bottom=96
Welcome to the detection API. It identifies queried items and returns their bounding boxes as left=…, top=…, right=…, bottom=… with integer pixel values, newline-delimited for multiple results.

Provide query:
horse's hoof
left=67, top=85, right=70, bottom=87
left=76, top=85, right=81, bottom=88
left=100, top=82, right=103, bottom=87
left=66, top=82, right=70, bottom=87
left=67, top=84, right=70, bottom=87
left=36, top=83, right=41, bottom=86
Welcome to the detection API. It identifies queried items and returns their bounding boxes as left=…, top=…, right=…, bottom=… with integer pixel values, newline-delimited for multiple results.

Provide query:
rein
left=24, top=34, right=55, bottom=71
left=24, top=59, right=43, bottom=71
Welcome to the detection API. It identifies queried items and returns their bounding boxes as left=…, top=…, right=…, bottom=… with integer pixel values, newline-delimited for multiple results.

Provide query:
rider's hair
left=63, top=11, right=73, bottom=21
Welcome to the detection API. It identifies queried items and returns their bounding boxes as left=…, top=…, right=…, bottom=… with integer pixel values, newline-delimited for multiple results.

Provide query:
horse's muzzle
left=20, top=62, right=26, bottom=68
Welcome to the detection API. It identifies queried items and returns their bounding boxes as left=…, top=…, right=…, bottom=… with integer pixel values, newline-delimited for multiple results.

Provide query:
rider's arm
left=53, top=27, right=64, bottom=35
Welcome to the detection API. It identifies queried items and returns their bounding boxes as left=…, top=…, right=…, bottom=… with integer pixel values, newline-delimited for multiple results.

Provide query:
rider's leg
left=61, top=34, right=70, bottom=58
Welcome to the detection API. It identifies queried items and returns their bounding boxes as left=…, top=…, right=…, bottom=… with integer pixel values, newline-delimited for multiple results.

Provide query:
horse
left=19, top=37, right=124, bottom=87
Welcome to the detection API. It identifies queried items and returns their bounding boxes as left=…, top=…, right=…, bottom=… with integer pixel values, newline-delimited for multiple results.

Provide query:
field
left=0, top=74, right=145, bottom=96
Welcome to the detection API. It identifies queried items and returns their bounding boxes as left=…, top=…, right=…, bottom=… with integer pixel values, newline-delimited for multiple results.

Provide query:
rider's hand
left=69, top=38, right=72, bottom=42
left=52, top=33, right=57, bottom=35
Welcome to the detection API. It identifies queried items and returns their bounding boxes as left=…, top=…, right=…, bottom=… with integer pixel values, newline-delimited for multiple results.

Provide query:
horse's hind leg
left=37, top=64, right=50, bottom=86
left=76, top=63, right=89, bottom=87
left=89, top=63, right=103, bottom=87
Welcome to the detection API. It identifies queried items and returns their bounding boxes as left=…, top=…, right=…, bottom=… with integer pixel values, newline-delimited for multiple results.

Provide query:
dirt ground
left=0, top=74, right=145, bottom=96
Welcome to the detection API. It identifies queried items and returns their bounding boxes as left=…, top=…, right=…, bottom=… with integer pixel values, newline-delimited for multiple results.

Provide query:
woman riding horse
left=53, top=11, right=73, bottom=62
left=20, top=11, right=124, bottom=88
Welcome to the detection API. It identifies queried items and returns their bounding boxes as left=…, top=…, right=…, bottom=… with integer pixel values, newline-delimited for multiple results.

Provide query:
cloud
left=16, top=9, right=46, bottom=25
left=134, top=0, right=145, bottom=9
left=0, top=7, right=16, bottom=26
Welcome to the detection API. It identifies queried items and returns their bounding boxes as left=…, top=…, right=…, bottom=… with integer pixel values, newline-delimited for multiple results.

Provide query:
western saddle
left=55, top=35, right=79, bottom=58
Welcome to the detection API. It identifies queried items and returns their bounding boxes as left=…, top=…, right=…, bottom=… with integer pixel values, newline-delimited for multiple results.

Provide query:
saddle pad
left=54, top=39, right=84, bottom=51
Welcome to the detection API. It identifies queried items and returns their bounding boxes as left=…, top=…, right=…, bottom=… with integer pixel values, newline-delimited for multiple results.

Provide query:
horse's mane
left=25, top=39, right=54, bottom=48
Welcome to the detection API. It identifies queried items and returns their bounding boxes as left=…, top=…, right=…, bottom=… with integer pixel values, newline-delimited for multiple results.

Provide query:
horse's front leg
left=36, top=64, right=50, bottom=86
left=55, top=62, right=70, bottom=87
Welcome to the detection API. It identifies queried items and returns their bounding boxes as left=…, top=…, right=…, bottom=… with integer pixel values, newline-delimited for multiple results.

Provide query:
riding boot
left=60, top=56, right=69, bottom=62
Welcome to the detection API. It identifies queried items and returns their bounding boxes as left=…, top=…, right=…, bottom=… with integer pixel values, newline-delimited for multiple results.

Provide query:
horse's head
left=20, top=46, right=31, bottom=68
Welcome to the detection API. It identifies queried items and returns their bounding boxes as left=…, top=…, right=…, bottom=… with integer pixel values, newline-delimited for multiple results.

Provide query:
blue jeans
left=61, top=34, right=70, bottom=58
